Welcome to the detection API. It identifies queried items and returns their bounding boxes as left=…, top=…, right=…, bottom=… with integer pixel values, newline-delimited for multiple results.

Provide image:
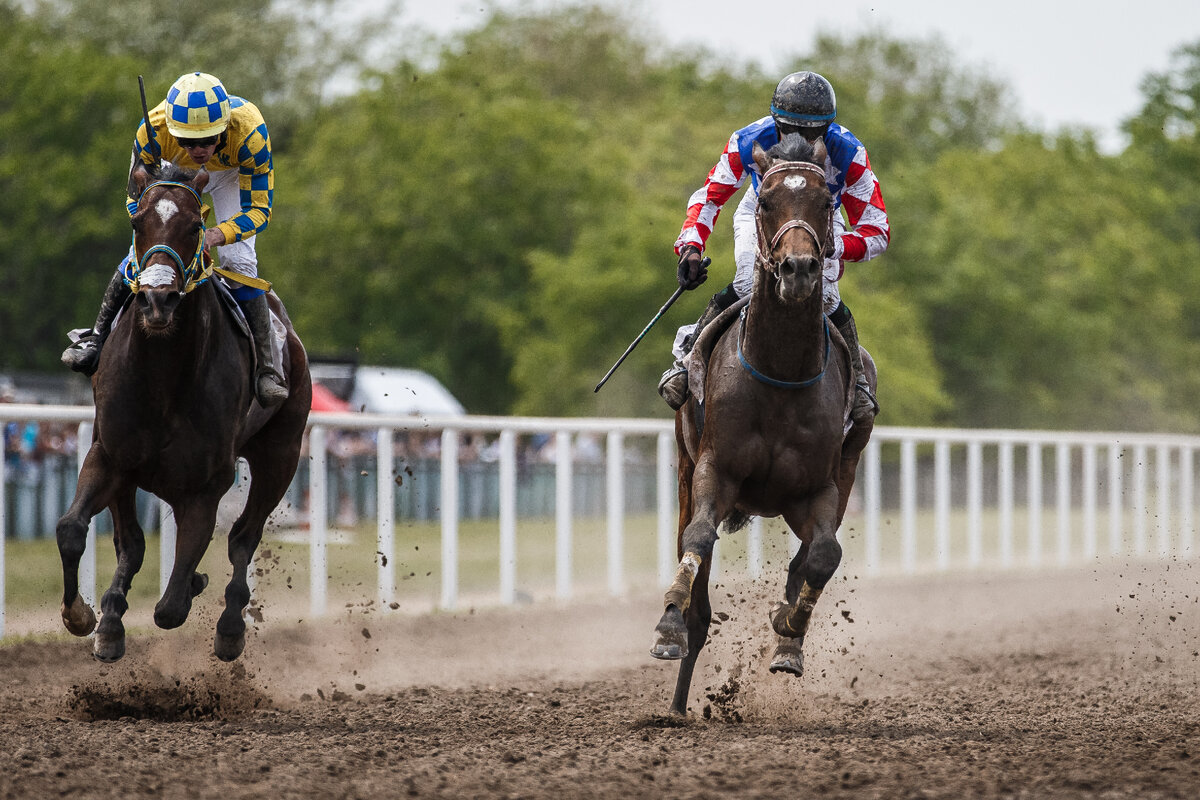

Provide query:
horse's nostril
left=783, top=254, right=821, bottom=276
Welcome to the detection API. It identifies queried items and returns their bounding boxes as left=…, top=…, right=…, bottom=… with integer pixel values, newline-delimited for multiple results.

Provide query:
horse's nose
left=781, top=253, right=821, bottom=279
left=138, top=289, right=182, bottom=328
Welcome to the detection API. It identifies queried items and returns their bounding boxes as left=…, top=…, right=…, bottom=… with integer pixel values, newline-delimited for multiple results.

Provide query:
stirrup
left=657, top=362, right=689, bottom=411
left=61, top=336, right=101, bottom=376
left=851, top=377, right=878, bottom=422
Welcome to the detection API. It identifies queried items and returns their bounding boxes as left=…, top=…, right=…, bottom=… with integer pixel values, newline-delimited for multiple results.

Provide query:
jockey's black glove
left=677, top=246, right=708, bottom=290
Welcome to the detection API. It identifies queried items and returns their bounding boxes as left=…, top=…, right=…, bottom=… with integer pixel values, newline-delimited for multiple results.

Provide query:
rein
left=125, top=180, right=212, bottom=294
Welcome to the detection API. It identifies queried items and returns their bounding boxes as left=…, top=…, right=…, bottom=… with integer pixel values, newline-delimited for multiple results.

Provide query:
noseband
left=754, top=161, right=833, bottom=275
left=125, top=180, right=211, bottom=294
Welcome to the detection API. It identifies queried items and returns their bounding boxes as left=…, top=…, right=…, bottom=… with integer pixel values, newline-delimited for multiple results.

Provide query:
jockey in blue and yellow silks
left=63, top=71, right=287, bottom=407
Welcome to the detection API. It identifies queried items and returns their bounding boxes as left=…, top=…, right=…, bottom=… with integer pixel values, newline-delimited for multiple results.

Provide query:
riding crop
left=594, top=257, right=710, bottom=393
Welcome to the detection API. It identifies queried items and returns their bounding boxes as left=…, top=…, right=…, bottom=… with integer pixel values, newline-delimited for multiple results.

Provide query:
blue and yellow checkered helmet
left=164, top=72, right=231, bottom=138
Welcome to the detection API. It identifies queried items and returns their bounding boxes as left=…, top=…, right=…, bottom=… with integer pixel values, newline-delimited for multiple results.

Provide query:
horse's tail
left=723, top=510, right=752, bottom=534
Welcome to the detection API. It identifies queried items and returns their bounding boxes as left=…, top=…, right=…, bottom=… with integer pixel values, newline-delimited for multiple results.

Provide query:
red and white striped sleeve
left=674, top=131, right=750, bottom=254
left=835, top=145, right=889, bottom=262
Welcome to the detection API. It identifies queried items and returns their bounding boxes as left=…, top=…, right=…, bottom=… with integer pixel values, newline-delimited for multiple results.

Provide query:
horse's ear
left=128, top=159, right=153, bottom=199
left=191, top=170, right=210, bottom=194
left=752, top=141, right=772, bottom=175
left=810, top=135, right=828, bottom=164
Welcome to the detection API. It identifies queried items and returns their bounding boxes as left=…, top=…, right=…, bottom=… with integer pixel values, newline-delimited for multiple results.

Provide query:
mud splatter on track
left=2, top=561, right=1198, bottom=798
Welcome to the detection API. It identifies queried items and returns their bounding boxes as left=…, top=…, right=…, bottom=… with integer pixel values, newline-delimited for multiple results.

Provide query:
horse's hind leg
left=56, top=444, right=120, bottom=637
left=769, top=483, right=841, bottom=677
left=154, top=483, right=226, bottom=630
left=213, top=465, right=281, bottom=662
left=216, top=413, right=305, bottom=661
left=93, top=486, right=146, bottom=662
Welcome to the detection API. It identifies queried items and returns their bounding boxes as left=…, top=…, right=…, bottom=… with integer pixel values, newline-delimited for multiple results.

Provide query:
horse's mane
left=767, top=133, right=818, bottom=165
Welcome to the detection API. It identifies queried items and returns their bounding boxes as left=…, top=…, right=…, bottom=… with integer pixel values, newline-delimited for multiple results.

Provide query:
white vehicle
left=309, top=363, right=465, bottom=417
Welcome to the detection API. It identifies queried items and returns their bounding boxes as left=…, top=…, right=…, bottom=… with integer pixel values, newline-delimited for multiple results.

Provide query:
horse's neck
left=742, top=280, right=827, bottom=380
left=124, top=291, right=220, bottom=394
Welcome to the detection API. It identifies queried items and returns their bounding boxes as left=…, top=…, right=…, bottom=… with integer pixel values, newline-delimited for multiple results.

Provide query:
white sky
left=390, top=0, right=1200, bottom=152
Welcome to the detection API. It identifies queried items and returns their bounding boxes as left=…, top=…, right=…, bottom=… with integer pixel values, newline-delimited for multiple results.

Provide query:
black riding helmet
left=771, top=71, right=836, bottom=135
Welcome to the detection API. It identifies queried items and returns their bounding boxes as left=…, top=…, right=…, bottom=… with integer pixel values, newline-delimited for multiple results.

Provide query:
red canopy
left=311, top=381, right=352, bottom=412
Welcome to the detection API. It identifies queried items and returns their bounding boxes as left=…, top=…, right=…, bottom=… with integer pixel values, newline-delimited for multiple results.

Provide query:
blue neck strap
left=736, top=308, right=831, bottom=389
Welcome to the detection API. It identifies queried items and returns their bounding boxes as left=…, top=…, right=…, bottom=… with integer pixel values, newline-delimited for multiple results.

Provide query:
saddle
left=76, top=278, right=289, bottom=398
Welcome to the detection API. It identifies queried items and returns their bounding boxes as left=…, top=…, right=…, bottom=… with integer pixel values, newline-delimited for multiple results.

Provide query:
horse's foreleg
left=93, top=487, right=145, bottom=662
left=770, top=483, right=842, bottom=677
left=56, top=444, right=118, bottom=637
left=154, top=490, right=222, bottom=630
left=652, top=461, right=729, bottom=715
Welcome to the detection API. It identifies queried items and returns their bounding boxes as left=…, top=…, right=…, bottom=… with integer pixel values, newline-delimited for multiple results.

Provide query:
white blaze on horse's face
left=783, top=174, right=807, bottom=191
left=138, top=264, right=176, bottom=288
left=154, top=197, right=179, bottom=226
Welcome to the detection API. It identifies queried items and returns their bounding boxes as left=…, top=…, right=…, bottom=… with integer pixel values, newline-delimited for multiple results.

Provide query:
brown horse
left=650, top=134, right=876, bottom=715
left=56, top=161, right=311, bottom=662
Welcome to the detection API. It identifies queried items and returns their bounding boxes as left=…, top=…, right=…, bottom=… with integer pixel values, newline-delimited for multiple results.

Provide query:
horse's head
left=127, top=162, right=210, bottom=333
left=751, top=134, right=833, bottom=304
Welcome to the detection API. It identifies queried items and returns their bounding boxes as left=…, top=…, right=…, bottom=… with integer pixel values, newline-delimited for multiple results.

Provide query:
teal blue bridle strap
left=736, top=307, right=831, bottom=389
left=127, top=180, right=208, bottom=292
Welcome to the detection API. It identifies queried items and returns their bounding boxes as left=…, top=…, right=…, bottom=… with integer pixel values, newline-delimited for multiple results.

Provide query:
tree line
left=3, top=0, right=1200, bottom=432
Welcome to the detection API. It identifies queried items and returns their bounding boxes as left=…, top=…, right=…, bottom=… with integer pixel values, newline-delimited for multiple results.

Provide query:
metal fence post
left=555, top=430, right=573, bottom=600
left=376, top=427, right=394, bottom=606
left=656, top=431, right=674, bottom=588
left=499, top=430, right=517, bottom=605
left=606, top=431, right=625, bottom=596
left=440, top=428, right=459, bottom=610
left=308, top=426, right=328, bottom=617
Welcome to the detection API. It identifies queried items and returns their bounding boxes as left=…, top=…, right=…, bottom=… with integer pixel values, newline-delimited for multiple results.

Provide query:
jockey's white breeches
left=672, top=185, right=845, bottom=360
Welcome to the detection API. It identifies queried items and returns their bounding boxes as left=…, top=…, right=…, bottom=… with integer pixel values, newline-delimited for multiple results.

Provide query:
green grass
left=0, top=513, right=669, bottom=616
left=4, top=502, right=1188, bottom=623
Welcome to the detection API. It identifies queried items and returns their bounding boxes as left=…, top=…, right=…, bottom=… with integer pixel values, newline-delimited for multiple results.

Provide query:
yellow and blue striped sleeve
left=214, top=120, right=273, bottom=244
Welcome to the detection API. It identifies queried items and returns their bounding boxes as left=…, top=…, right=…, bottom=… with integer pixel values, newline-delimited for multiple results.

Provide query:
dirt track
left=1, top=558, right=1198, bottom=799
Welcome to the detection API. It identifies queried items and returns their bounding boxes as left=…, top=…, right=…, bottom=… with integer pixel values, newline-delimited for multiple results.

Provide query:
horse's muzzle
left=136, top=288, right=183, bottom=331
left=776, top=254, right=821, bottom=303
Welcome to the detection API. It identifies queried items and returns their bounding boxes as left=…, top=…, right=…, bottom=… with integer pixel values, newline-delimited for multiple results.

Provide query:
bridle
left=124, top=180, right=211, bottom=294
left=753, top=160, right=834, bottom=276
left=738, top=159, right=835, bottom=389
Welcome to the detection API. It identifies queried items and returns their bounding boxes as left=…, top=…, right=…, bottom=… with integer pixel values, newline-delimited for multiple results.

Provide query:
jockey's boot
left=242, top=293, right=290, bottom=407
left=61, top=270, right=131, bottom=376
left=658, top=283, right=738, bottom=411
left=832, top=310, right=878, bottom=427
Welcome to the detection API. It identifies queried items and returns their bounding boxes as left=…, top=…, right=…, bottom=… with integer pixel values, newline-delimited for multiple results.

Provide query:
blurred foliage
left=3, top=0, right=1200, bottom=431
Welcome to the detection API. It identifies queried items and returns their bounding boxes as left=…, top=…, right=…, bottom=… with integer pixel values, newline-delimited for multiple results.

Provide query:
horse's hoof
left=153, top=597, right=191, bottom=630
left=650, top=606, right=689, bottom=661
left=93, top=634, right=126, bottom=663
left=191, top=572, right=209, bottom=597
left=213, top=632, right=245, bottom=663
left=768, top=640, right=805, bottom=677
left=61, top=597, right=97, bottom=637
left=93, top=613, right=126, bottom=662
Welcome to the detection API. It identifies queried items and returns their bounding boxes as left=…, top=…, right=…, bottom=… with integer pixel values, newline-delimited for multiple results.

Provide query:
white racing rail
left=2, top=404, right=1198, bottom=638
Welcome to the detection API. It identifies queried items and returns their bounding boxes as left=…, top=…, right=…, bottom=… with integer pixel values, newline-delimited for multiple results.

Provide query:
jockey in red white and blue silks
left=671, top=116, right=889, bottom=357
